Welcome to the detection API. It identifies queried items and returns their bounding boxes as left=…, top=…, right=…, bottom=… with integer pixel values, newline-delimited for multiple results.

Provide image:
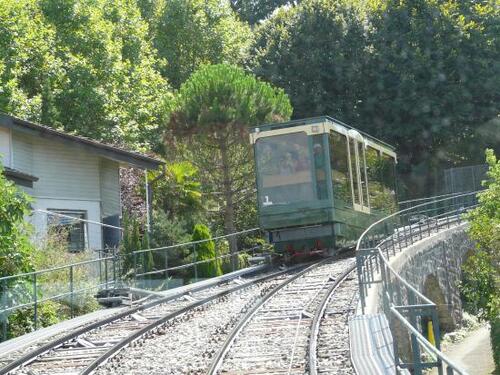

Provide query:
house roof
left=0, top=113, right=164, bottom=170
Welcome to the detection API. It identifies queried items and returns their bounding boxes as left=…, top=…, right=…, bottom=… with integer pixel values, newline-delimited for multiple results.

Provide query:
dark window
left=366, top=147, right=384, bottom=210
left=358, top=142, right=369, bottom=207
left=255, top=132, right=314, bottom=206
left=48, top=210, right=87, bottom=252
left=349, top=138, right=360, bottom=205
left=379, top=154, right=397, bottom=212
left=329, top=132, right=352, bottom=205
left=312, top=135, right=328, bottom=200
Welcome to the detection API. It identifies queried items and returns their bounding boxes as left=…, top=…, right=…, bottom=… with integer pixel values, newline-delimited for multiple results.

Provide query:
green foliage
left=168, top=63, right=291, bottom=253
left=170, top=64, right=292, bottom=132
left=191, top=224, right=222, bottom=278
left=151, top=162, right=203, bottom=223
left=230, top=0, right=292, bottom=24
left=121, top=211, right=152, bottom=276
left=7, top=301, right=59, bottom=339
left=0, top=162, right=33, bottom=278
left=461, top=149, right=500, bottom=371
left=252, top=0, right=500, bottom=196
left=150, top=210, right=192, bottom=248
left=0, top=0, right=172, bottom=149
left=492, top=318, right=500, bottom=374
left=252, top=0, right=366, bottom=122
left=362, top=0, right=499, bottom=195
left=152, top=0, right=253, bottom=88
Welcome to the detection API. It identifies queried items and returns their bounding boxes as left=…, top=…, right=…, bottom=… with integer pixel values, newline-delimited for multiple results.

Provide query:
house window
left=48, top=210, right=87, bottom=252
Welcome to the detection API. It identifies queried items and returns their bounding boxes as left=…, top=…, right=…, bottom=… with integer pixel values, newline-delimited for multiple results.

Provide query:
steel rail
left=308, top=262, right=357, bottom=375
left=80, top=259, right=329, bottom=375
left=206, top=257, right=333, bottom=375
left=0, top=263, right=294, bottom=375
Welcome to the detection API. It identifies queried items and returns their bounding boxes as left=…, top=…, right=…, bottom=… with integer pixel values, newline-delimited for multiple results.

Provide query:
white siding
left=12, top=131, right=33, bottom=173
left=31, top=137, right=101, bottom=200
left=100, top=159, right=121, bottom=217
left=0, top=127, right=11, bottom=167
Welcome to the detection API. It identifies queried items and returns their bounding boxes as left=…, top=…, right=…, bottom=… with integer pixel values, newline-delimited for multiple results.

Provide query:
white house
left=0, top=113, right=164, bottom=251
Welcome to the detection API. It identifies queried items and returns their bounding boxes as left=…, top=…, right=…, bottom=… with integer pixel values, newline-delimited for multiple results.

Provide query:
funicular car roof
left=251, top=116, right=395, bottom=151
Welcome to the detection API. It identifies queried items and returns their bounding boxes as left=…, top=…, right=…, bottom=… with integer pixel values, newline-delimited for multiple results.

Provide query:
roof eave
left=0, top=114, right=164, bottom=170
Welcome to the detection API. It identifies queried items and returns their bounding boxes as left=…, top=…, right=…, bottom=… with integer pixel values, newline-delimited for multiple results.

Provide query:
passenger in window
left=279, top=152, right=297, bottom=176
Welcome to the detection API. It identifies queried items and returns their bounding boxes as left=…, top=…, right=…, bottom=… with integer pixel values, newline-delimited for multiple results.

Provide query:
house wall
left=12, top=132, right=34, bottom=174
left=9, top=130, right=123, bottom=251
left=0, top=127, right=12, bottom=167
left=100, top=159, right=121, bottom=217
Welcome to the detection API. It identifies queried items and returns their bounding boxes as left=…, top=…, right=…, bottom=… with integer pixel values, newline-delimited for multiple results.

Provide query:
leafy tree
left=0, top=160, right=36, bottom=339
left=252, top=0, right=499, bottom=197
left=150, top=161, right=203, bottom=222
left=39, top=0, right=171, bottom=148
left=362, top=0, right=500, bottom=196
left=251, top=0, right=367, bottom=123
left=167, top=64, right=292, bottom=263
left=0, top=0, right=55, bottom=120
left=191, top=224, right=222, bottom=278
left=151, top=0, right=253, bottom=88
left=230, top=0, right=293, bottom=24
left=1, top=0, right=172, bottom=150
left=0, top=163, right=33, bottom=278
left=461, top=149, right=499, bottom=371
left=121, top=211, right=152, bottom=277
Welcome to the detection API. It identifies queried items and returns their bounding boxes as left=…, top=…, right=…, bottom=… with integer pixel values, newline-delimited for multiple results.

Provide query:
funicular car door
left=347, top=130, right=370, bottom=213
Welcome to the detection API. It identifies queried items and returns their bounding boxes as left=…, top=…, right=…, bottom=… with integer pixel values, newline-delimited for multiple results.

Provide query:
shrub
left=461, top=149, right=500, bottom=372
left=192, top=224, right=222, bottom=278
left=7, top=301, right=59, bottom=339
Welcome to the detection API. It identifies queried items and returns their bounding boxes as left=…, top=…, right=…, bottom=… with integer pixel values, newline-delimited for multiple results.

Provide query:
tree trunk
left=219, top=137, right=238, bottom=270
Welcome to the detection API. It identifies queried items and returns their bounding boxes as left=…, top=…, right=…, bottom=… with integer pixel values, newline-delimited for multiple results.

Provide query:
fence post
left=193, top=244, right=198, bottom=283
left=112, top=248, right=117, bottom=289
left=407, top=290, right=422, bottom=375
left=69, top=265, right=74, bottom=318
left=356, top=251, right=365, bottom=314
left=1, top=279, right=6, bottom=340
left=164, top=248, right=169, bottom=290
left=104, top=256, right=108, bottom=290
left=133, top=251, right=137, bottom=288
left=33, top=273, right=37, bottom=330
left=432, top=306, right=443, bottom=375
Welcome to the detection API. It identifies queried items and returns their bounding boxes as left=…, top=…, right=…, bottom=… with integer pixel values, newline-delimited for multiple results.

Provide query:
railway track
left=0, top=265, right=309, bottom=375
left=309, top=266, right=358, bottom=375
left=207, top=256, right=357, bottom=375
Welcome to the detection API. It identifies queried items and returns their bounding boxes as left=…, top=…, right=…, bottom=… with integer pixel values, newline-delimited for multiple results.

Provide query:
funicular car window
left=366, top=147, right=398, bottom=212
left=349, top=138, right=360, bottom=205
left=380, top=153, right=398, bottom=212
left=255, top=132, right=314, bottom=206
left=329, top=131, right=352, bottom=205
left=358, top=142, right=369, bottom=207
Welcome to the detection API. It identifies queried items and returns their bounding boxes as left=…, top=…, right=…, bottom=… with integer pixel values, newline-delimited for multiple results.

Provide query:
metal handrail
left=0, top=227, right=266, bottom=341
left=397, top=191, right=470, bottom=206
left=390, top=307, right=468, bottom=375
left=356, top=190, right=479, bottom=375
left=377, top=250, right=434, bottom=305
left=132, top=227, right=260, bottom=255
left=356, top=190, right=478, bottom=251
left=0, top=256, right=114, bottom=282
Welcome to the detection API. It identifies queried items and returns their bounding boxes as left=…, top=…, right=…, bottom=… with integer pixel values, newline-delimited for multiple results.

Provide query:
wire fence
left=356, top=191, right=479, bottom=375
left=0, top=213, right=267, bottom=342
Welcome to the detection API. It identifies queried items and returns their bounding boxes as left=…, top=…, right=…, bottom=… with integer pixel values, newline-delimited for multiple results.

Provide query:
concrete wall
left=388, top=223, right=474, bottom=330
